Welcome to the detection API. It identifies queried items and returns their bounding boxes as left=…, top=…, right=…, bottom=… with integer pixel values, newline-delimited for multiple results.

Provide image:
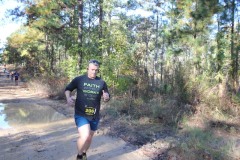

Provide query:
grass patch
left=176, top=127, right=229, bottom=160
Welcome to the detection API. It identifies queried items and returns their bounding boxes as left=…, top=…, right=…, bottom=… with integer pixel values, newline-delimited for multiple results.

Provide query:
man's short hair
left=88, top=59, right=100, bottom=66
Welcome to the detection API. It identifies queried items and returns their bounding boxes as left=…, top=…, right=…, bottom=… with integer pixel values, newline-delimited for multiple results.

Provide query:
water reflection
left=0, top=103, right=11, bottom=129
left=0, top=103, right=66, bottom=129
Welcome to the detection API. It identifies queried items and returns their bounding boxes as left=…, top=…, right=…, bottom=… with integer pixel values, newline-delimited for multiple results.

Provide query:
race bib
left=85, top=107, right=96, bottom=116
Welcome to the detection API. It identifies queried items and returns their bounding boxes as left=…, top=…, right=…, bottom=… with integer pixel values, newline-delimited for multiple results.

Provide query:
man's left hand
left=102, top=90, right=110, bottom=101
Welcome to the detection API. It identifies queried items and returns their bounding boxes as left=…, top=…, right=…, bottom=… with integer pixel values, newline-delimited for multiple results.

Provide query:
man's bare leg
left=77, top=124, right=95, bottom=155
left=83, top=130, right=95, bottom=152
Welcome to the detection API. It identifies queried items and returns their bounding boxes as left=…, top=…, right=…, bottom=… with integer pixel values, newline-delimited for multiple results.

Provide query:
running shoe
left=82, top=152, right=87, bottom=160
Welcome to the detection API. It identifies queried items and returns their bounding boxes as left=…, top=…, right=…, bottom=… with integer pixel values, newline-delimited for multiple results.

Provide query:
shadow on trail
left=0, top=80, right=16, bottom=88
left=88, top=133, right=145, bottom=160
left=0, top=122, right=77, bottom=160
left=209, top=120, right=240, bottom=134
left=0, top=120, right=146, bottom=160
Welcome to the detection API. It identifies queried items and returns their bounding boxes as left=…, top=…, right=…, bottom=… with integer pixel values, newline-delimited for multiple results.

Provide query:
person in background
left=3, top=64, right=6, bottom=73
left=14, top=71, right=20, bottom=85
left=10, top=71, right=14, bottom=81
left=65, top=59, right=110, bottom=160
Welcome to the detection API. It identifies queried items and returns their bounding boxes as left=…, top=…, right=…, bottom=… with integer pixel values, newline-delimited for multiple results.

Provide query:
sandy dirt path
left=0, top=73, right=151, bottom=160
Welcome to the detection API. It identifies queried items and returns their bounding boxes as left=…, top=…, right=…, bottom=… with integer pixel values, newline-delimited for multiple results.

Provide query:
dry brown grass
left=102, top=85, right=240, bottom=160
left=26, top=76, right=68, bottom=99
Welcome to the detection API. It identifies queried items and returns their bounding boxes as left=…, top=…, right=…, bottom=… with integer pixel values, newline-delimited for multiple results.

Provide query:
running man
left=65, top=59, right=110, bottom=160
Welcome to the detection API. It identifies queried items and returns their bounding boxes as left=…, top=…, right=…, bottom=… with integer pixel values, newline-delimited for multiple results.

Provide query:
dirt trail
left=0, top=71, right=151, bottom=160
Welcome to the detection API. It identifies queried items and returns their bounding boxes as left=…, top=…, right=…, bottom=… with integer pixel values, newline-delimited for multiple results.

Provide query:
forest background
left=0, top=0, right=240, bottom=159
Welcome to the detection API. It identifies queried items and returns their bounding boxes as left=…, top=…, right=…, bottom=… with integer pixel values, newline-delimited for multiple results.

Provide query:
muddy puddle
left=0, top=102, right=66, bottom=129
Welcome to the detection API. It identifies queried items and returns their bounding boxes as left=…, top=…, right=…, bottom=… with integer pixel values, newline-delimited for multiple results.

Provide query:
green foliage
left=58, top=57, right=80, bottom=79
left=174, top=67, right=190, bottom=103
left=115, top=76, right=136, bottom=93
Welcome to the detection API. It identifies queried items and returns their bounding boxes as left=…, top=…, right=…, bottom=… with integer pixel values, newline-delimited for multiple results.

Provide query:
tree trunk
left=78, top=0, right=83, bottom=70
left=50, top=41, right=55, bottom=74
left=99, top=0, right=103, bottom=56
left=153, top=10, right=159, bottom=87
left=231, top=0, right=237, bottom=90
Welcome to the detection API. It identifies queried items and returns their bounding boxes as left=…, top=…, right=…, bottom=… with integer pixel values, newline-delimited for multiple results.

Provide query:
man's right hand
left=65, top=90, right=74, bottom=106
left=66, top=96, right=74, bottom=106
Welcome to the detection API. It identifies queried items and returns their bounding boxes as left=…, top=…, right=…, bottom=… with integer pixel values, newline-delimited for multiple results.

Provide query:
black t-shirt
left=65, top=74, right=109, bottom=120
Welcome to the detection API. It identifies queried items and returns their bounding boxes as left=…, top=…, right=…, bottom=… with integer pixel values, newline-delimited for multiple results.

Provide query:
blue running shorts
left=74, top=115, right=99, bottom=131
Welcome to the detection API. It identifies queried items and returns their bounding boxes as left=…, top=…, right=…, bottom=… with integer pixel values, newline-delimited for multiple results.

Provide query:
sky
left=0, top=0, right=24, bottom=49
